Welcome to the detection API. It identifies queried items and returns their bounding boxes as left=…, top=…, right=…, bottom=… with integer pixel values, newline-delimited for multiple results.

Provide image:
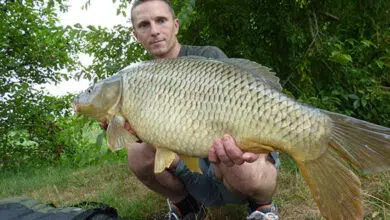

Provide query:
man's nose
left=150, top=23, right=159, bottom=36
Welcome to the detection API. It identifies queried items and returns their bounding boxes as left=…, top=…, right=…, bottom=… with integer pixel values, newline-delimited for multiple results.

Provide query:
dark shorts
left=172, top=152, right=279, bottom=207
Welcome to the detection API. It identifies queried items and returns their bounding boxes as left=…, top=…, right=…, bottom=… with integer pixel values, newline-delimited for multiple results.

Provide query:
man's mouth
left=151, top=39, right=164, bottom=45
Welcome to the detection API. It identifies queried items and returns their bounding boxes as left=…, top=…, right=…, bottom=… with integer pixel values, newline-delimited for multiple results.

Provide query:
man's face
left=132, top=1, right=179, bottom=58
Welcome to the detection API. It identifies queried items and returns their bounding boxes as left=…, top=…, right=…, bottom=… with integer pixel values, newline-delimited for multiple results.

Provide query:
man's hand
left=208, top=134, right=259, bottom=166
left=99, top=120, right=137, bottom=135
left=208, top=134, right=276, bottom=201
left=99, top=121, right=109, bottom=130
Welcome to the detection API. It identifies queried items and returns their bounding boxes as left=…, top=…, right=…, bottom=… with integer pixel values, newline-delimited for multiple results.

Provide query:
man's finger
left=222, top=134, right=244, bottom=165
left=242, top=152, right=259, bottom=163
left=99, top=121, right=108, bottom=130
left=214, top=138, right=234, bottom=167
left=125, top=121, right=137, bottom=135
left=208, top=147, right=219, bottom=164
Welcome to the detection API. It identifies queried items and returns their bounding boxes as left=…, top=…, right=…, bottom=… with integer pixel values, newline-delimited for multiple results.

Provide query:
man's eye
left=138, top=23, right=148, bottom=28
left=158, top=18, right=166, bottom=24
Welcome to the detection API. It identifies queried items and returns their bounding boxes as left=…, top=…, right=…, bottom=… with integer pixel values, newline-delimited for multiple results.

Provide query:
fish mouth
left=72, top=102, right=79, bottom=113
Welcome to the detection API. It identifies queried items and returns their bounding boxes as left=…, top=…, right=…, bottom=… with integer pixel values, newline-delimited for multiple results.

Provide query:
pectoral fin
left=178, top=154, right=202, bottom=174
left=107, top=115, right=138, bottom=151
left=154, top=148, right=177, bottom=173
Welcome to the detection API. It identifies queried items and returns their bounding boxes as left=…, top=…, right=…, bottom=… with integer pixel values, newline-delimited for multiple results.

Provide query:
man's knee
left=241, top=156, right=278, bottom=199
left=248, top=169, right=276, bottom=196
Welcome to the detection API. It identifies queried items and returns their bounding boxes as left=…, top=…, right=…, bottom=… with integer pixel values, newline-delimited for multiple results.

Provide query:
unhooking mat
left=0, top=197, right=122, bottom=220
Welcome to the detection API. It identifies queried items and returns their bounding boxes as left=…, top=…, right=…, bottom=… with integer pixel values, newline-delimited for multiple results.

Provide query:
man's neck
left=155, top=43, right=181, bottom=60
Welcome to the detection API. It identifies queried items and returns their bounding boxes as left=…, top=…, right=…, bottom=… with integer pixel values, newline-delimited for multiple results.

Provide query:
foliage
left=0, top=0, right=80, bottom=95
left=0, top=86, right=69, bottom=170
left=57, top=115, right=127, bottom=168
left=0, top=0, right=127, bottom=171
left=0, top=86, right=126, bottom=170
left=71, top=24, right=147, bottom=82
left=74, top=0, right=149, bottom=82
left=0, top=0, right=82, bottom=170
left=171, top=0, right=196, bottom=31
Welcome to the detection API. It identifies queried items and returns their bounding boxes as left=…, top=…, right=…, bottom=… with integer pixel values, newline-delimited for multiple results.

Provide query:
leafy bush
left=0, top=86, right=125, bottom=171
left=57, top=116, right=127, bottom=168
left=1, top=86, right=68, bottom=170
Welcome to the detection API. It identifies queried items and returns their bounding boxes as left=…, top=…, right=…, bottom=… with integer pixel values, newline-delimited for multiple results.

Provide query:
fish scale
left=73, top=56, right=390, bottom=219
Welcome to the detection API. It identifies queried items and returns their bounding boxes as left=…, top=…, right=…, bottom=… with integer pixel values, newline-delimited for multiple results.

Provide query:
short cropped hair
left=130, top=0, right=176, bottom=26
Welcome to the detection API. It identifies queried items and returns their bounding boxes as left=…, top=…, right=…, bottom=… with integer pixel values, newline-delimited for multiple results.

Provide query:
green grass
left=0, top=166, right=75, bottom=198
left=0, top=155, right=389, bottom=219
left=0, top=163, right=166, bottom=219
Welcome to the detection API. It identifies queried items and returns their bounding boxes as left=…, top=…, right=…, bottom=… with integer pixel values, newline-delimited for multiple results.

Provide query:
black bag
left=0, top=197, right=122, bottom=220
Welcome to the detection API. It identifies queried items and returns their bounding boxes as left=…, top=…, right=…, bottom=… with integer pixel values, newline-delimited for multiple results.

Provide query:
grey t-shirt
left=178, top=45, right=228, bottom=59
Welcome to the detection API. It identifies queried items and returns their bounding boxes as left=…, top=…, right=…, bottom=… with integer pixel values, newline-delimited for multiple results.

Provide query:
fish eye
left=86, top=87, right=93, bottom=94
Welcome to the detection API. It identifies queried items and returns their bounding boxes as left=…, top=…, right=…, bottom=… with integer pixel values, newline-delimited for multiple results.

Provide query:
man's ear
left=132, top=29, right=139, bottom=42
left=174, top=18, right=179, bottom=35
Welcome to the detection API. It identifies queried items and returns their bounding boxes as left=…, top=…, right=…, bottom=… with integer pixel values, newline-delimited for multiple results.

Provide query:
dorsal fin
left=219, top=58, right=282, bottom=91
left=178, top=56, right=282, bottom=91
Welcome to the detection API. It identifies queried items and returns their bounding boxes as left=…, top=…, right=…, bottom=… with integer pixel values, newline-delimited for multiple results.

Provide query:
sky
left=37, top=0, right=130, bottom=96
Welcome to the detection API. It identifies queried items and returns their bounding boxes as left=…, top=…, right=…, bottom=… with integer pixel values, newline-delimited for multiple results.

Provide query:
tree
left=72, top=24, right=147, bottom=82
left=0, top=0, right=80, bottom=94
left=0, top=86, right=71, bottom=169
left=0, top=0, right=81, bottom=169
left=0, top=0, right=145, bottom=169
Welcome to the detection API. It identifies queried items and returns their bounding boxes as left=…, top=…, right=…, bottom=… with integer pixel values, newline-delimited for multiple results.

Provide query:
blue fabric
left=173, top=153, right=280, bottom=207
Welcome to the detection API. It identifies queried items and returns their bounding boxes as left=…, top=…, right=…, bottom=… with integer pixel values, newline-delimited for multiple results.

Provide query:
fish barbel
left=73, top=56, right=390, bottom=219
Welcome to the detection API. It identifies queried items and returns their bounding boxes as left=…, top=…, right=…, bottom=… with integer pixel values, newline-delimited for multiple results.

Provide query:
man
left=128, top=0, right=279, bottom=219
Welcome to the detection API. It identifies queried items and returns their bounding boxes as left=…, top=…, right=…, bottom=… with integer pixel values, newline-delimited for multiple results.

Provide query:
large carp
left=73, top=56, right=390, bottom=219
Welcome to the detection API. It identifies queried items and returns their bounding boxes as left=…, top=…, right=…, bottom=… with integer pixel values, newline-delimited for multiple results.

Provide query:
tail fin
left=298, top=146, right=362, bottom=219
left=297, top=111, right=389, bottom=219
left=322, top=110, right=390, bottom=174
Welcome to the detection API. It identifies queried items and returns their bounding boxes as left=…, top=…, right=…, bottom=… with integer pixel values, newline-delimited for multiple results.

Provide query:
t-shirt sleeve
left=200, top=46, right=228, bottom=59
left=180, top=45, right=228, bottom=59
